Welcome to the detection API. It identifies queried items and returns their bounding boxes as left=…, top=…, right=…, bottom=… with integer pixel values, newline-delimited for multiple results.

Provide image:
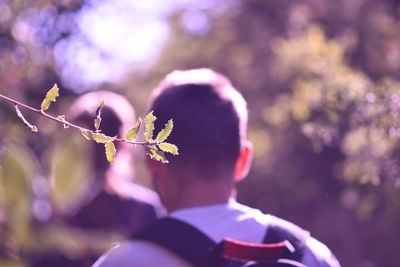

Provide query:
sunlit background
left=4, top=0, right=228, bottom=90
left=1, top=0, right=400, bottom=266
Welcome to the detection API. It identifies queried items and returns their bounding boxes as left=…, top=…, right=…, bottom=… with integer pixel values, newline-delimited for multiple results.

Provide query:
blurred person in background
left=94, top=69, right=340, bottom=266
left=29, top=91, right=163, bottom=267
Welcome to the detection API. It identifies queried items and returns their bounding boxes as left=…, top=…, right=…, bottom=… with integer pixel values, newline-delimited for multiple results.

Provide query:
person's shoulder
left=303, top=237, right=341, bottom=267
left=266, top=214, right=340, bottom=267
left=93, top=240, right=191, bottom=267
left=266, top=214, right=309, bottom=235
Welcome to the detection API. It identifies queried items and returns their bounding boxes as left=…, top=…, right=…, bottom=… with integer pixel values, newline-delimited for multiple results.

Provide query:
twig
left=0, top=94, right=156, bottom=146
left=15, top=105, right=38, bottom=132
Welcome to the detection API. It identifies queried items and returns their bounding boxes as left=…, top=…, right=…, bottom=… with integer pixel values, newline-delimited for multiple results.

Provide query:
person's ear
left=233, top=140, right=253, bottom=182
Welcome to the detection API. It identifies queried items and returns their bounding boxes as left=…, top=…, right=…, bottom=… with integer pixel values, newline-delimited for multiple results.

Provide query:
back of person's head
left=69, top=90, right=135, bottom=139
left=68, top=91, right=136, bottom=181
left=148, top=69, right=248, bottom=181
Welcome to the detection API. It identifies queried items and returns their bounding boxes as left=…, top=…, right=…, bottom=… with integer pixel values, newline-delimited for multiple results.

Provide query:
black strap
left=134, top=217, right=217, bottom=267
left=263, top=216, right=310, bottom=262
left=134, top=216, right=309, bottom=266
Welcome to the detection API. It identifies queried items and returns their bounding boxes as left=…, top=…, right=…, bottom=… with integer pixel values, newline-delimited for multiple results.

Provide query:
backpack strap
left=133, top=216, right=309, bottom=266
left=263, top=216, right=310, bottom=262
left=133, top=217, right=218, bottom=267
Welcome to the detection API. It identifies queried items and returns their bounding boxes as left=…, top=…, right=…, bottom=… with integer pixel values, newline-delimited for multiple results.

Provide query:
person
left=64, top=91, right=164, bottom=233
left=29, top=91, right=163, bottom=267
left=93, top=69, right=341, bottom=267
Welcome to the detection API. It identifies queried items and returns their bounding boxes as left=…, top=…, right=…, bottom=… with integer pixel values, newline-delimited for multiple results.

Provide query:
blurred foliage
left=271, top=25, right=400, bottom=187
left=49, top=134, right=91, bottom=213
left=0, top=131, right=126, bottom=266
left=1, top=0, right=400, bottom=266
left=0, top=143, right=37, bottom=262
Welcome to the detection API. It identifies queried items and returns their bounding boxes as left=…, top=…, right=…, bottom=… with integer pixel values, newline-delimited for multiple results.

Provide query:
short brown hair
left=149, top=69, right=248, bottom=180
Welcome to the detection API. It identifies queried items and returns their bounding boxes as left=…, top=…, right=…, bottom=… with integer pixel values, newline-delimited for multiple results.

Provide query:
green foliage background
left=1, top=0, right=400, bottom=266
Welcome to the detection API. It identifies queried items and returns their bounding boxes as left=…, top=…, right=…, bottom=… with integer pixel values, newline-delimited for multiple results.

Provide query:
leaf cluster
left=143, top=112, right=178, bottom=163
left=7, top=84, right=178, bottom=164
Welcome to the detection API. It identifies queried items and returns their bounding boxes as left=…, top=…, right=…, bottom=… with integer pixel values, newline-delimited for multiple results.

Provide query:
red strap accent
left=221, top=238, right=286, bottom=262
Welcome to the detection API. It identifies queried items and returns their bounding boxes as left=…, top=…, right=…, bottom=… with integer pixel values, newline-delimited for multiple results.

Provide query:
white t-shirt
left=94, top=200, right=340, bottom=267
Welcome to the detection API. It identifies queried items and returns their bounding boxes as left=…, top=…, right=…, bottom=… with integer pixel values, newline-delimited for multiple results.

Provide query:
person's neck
left=165, top=177, right=235, bottom=213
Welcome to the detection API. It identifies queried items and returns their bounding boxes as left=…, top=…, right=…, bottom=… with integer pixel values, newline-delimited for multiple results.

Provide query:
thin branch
left=0, top=93, right=157, bottom=146
left=15, top=105, right=38, bottom=132
left=1, top=94, right=40, bottom=114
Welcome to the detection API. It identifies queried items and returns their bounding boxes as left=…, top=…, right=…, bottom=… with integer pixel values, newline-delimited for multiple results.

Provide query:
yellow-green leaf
left=98, top=99, right=105, bottom=109
left=92, top=133, right=116, bottom=143
left=144, top=111, right=157, bottom=141
left=156, top=119, right=173, bottom=142
left=41, top=84, right=59, bottom=111
left=105, top=142, right=116, bottom=163
left=146, top=145, right=168, bottom=163
left=94, top=117, right=101, bottom=131
left=80, top=130, right=91, bottom=140
left=94, top=100, right=104, bottom=131
left=158, top=142, right=179, bottom=155
left=125, top=117, right=142, bottom=141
